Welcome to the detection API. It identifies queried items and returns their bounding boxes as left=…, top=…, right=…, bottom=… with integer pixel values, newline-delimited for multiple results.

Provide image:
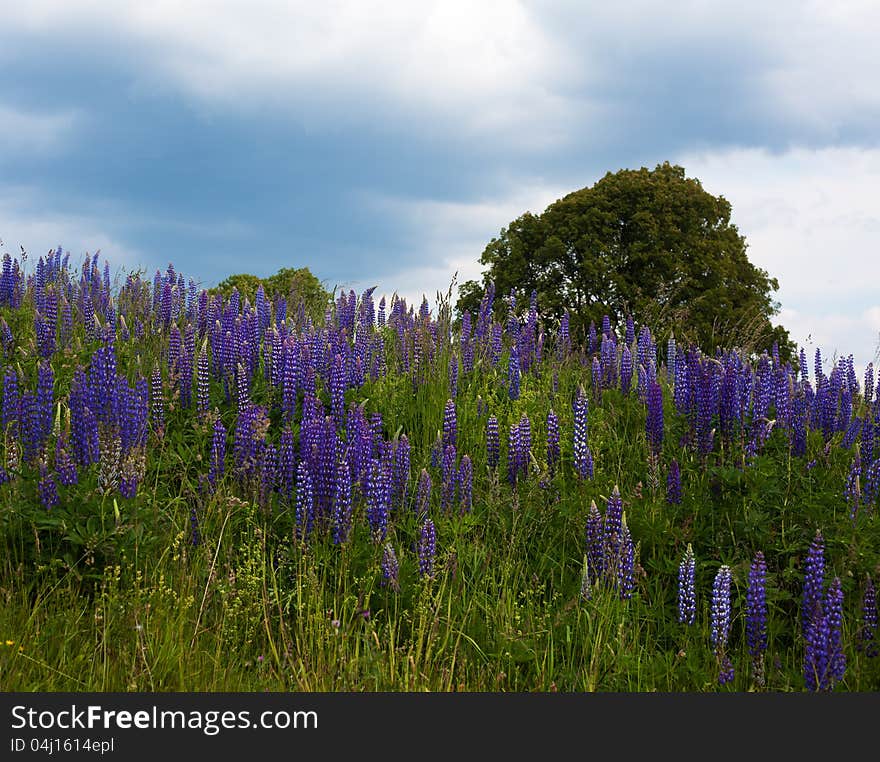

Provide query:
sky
left=1, top=1, right=879, bottom=370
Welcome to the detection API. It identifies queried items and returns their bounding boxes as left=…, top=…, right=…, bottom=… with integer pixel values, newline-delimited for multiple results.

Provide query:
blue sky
left=1, top=1, right=879, bottom=369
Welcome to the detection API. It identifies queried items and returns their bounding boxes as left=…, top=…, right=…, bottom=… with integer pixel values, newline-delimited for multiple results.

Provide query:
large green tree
left=211, top=266, right=329, bottom=324
left=457, top=162, right=793, bottom=359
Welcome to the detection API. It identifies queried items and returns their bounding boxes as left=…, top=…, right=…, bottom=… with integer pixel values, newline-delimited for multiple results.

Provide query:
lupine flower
left=150, top=366, right=164, bottom=435
left=54, top=436, right=78, bottom=487
left=442, top=443, right=458, bottom=510
left=381, top=543, right=400, bottom=592
left=448, top=354, right=459, bottom=398
left=418, top=517, right=436, bottom=580
left=508, top=345, right=520, bottom=400
left=486, top=415, right=499, bottom=469
left=546, top=409, right=560, bottom=476
left=38, top=463, right=60, bottom=509
left=620, top=344, right=633, bottom=394
left=711, top=565, right=734, bottom=685
left=585, top=500, right=603, bottom=588
left=443, top=399, right=457, bottom=450
left=507, top=422, right=520, bottom=486
left=295, top=460, right=315, bottom=540
left=366, top=458, right=390, bottom=542
left=747, top=551, right=768, bottom=686
left=618, top=523, right=635, bottom=600
left=805, top=577, right=846, bottom=691
left=332, top=460, right=353, bottom=545
left=856, top=575, right=877, bottom=657
left=646, top=378, right=664, bottom=456
left=802, top=531, right=825, bottom=634
left=458, top=455, right=473, bottom=514
left=678, top=544, right=696, bottom=625
left=573, top=388, right=592, bottom=480
left=208, top=418, right=226, bottom=491
left=664, top=459, right=681, bottom=504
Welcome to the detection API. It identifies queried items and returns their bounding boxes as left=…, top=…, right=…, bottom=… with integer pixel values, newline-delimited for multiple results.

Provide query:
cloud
left=675, top=145, right=880, bottom=365
left=0, top=104, right=80, bottom=153
left=357, top=182, right=571, bottom=308
left=0, top=185, right=145, bottom=274
left=0, top=1, right=580, bottom=151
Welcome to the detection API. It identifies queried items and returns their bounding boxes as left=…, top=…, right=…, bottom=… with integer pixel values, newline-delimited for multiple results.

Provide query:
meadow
left=0, top=248, right=878, bottom=691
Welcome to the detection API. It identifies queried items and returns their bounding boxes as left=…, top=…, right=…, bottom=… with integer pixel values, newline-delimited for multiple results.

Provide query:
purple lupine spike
left=416, top=468, right=432, bottom=519
left=150, top=366, right=164, bottom=436
left=486, top=415, right=499, bottom=469
left=825, top=577, right=846, bottom=684
left=517, top=413, right=531, bottom=482
left=418, top=517, right=436, bottom=580
left=381, top=543, right=400, bottom=592
left=857, top=575, right=878, bottom=658
left=441, top=443, right=458, bottom=510
left=236, top=362, right=250, bottom=414
left=442, top=399, right=457, bottom=451
left=711, top=564, right=734, bottom=685
left=588, top=320, right=597, bottom=355
left=507, top=422, right=520, bottom=486
left=620, top=344, right=633, bottom=395
left=602, top=486, right=623, bottom=578
left=295, top=460, right=315, bottom=540
left=1, top=367, right=19, bottom=448
left=864, top=363, right=874, bottom=406
left=277, top=428, right=296, bottom=505
left=54, top=435, right=78, bottom=486
left=747, top=551, right=768, bottom=686
left=573, top=387, right=592, bottom=480
left=585, top=500, right=603, bottom=587
left=490, top=323, right=502, bottom=366
left=458, top=454, right=473, bottom=514
left=625, top=314, right=635, bottom=347
left=845, top=450, right=862, bottom=523
left=678, top=544, right=696, bottom=625
left=617, top=523, right=635, bottom=600
left=646, top=377, right=664, bottom=456
left=38, top=463, right=59, bottom=509
left=329, top=352, right=346, bottom=422
left=366, top=457, right=390, bottom=542
left=332, top=460, right=353, bottom=544
left=392, top=435, right=410, bottom=509
left=546, top=409, right=560, bottom=477
left=448, top=354, right=459, bottom=398
left=197, top=346, right=210, bottom=414
left=666, top=459, right=682, bottom=504
left=802, top=531, right=825, bottom=634
left=36, top=360, right=54, bottom=451
left=168, top=324, right=181, bottom=375
left=508, top=344, right=520, bottom=400
left=208, top=417, right=226, bottom=491
left=591, top=357, right=602, bottom=399
left=557, top=311, right=571, bottom=359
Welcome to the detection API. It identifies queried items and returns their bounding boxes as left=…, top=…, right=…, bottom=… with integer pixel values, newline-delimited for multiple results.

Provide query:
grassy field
left=1, top=250, right=878, bottom=691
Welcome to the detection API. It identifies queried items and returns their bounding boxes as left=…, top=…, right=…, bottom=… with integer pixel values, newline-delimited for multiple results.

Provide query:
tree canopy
left=211, top=266, right=329, bottom=323
left=457, top=162, right=793, bottom=360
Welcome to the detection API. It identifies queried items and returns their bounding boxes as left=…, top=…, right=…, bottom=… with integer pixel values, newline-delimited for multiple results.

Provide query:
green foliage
left=211, top=267, right=329, bottom=323
left=457, top=162, right=795, bottom=361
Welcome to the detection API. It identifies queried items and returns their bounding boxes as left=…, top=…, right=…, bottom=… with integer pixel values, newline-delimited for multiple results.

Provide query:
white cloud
left=675, top=146, right=880, bottom=367
left=0, top=186, right=144, bottom=275
left=0, top=1, right=580, bottom=149
left=357, top=182, right=570, bottom=310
